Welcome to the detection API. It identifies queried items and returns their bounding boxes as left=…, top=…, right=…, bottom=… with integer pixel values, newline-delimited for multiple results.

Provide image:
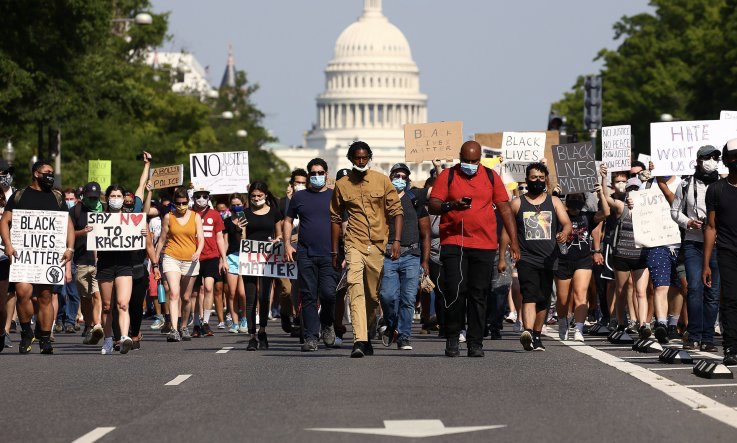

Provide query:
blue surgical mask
left=460, top=163, right=478, bottom=176
left=65, top=200, right=76, bottom=210
left=310, top=175, right=326, bottom=189
left=391, top=178, right=406, bottom=193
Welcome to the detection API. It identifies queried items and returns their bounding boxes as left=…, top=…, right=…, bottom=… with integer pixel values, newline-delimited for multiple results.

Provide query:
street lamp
left=660, top=113, right=674, bottom=122
left=111, top=12, right=152, bottom=37
left=3, top=140, right=15, bottom=166
left=221, top=111, right=234, bottom=120
left=134, top=13, right=153, bottom=25
left=236, top=129, right=248, bottom=138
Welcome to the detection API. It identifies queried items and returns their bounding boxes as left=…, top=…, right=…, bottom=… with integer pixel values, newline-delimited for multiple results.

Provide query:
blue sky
left=151, top=0, right=652, bottom=145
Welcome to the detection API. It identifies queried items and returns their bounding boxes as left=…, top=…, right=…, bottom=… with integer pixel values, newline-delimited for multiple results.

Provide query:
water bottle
left=157, top=281, right=166, bottom=304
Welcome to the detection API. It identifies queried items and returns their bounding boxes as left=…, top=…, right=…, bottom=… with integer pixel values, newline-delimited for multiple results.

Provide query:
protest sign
left=637, top=153, right=651, bottom=165
left=404, top=121, right=463, bottom=163
left=631, top=187, right=681, bottom=248
left=480, top=146, right=515, bottom=190
left=650, top=120, right=737, bottom=176
left=721, top=110, right=737, bottom=120
left=601, top=125, right=631, bottom=172
left=9, top=210, right=68, bottom=284
left=552, top=142, right=597, bottom=194
left=475, top=131, right=559, bottom=186
left=239, top=239, right=297, bottom=279
left=88, top=160, right=111, bottom=190
left=499, top=132, right=546, bottom=182
left=149, top=164, right=184, bottom=190
left=190, top=151, right=249, bottom=195
left=86, top=212, right=146, bottom=251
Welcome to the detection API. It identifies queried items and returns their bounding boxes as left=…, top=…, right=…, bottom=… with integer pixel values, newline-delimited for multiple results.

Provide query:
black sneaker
left=483, top=324, right=491, bottom=338
left=191, top=325, right=201, bottom=338
left=397, top=338, right=412, bottom=350
left=700, top=342, right=718, bottom=353
left=520, top=331, right=534, bottom=351
left=467, top=346, right=484, bottom=357
left=654, top=323, right=668, bottom=344
left=350, top=342, right=365, bottom=358
left=381, top=326, right=396, bottom=347
left=365, top=340, right=374, bottom=356
left=39, top=339, right=53, bottom=355
left=19, top=329, right=33, bottom=354
left=445, top=337, right=460, bottom=357
left=682, top=340, right=699, bottom=351
left=489, top=328, right=502, bottom=340
left=301, top=339, right=318, bottom=352
left=281, top=315, right=293, bottom=334
left=160, top=321, right=173, bottom=334
left=203, top=323, right=214, bottom=337
left=257, top=331, right=269, bottom=350
left=532, top=335, right=546, bottom=351
left=246, top=337, right=258, bottom=351
left=667, top=325, right=680, bottom=340
left=638, top=325, right=652, bottom=339
left=724, top=349, right=737, bottom=366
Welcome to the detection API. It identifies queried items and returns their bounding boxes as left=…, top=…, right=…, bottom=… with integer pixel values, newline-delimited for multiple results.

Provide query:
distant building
left=270, top=0, right=430, bottom=177
left=145, top=50, right=216, bottom=100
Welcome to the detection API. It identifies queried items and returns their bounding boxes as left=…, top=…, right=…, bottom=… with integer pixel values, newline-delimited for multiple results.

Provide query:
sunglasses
left=699, top=154, right=721, bottom=161
left=174, top=201, right=189, bottom=207
left=309, top=171, right=326, bottom=176
left=391, top=174, right=408, bottom=180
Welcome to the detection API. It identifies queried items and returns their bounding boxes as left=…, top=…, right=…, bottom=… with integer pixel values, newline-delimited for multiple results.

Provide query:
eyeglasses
left=308, top=171, right=326, bottom=176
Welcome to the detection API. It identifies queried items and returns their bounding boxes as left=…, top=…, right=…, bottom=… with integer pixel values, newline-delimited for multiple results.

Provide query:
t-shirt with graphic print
left=560, top=211, right=596, bottom=262
left=195, top=206, right=224, bottom=260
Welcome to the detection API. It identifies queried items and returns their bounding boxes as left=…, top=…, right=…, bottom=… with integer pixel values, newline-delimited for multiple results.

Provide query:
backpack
left=14, top=187, right=64, bottom=209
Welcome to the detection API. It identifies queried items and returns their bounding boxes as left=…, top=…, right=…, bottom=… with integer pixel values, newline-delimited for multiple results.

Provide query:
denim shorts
left=646, top=247, right=681, bottom=289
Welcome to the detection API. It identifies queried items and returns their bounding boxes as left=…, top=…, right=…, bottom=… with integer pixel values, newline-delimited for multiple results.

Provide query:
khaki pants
left=345, top=244, right=385, bottom=342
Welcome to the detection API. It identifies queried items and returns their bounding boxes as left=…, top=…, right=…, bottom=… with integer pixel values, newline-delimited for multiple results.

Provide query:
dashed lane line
left=216, top=347, right=234, bottom=354
left=165, top=374, right=192, bottom=386
left=71, top=427, right=116, bottom=443
left=684, top=383, right=737, bottom=389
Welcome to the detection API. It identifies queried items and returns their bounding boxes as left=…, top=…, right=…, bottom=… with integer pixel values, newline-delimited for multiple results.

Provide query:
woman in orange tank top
left=155, top=187, right=204, bottom=342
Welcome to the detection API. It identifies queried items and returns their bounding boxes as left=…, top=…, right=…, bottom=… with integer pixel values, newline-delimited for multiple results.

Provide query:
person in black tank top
left=510, top=162, right=571, bottom=351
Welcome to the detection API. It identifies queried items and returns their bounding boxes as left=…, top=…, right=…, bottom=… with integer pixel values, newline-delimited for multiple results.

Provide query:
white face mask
left=702, top=159, right=719, bottom=173
left=353, top=164, right=369, bottom=173
left=195, top=197, right=209, bottom=207
left=251, top=198, right=266, bottom=208
left=293, top=184, right=306, bottom=192
left=614, top=182, right=627, bottom=194
left=108, top=198, right=124, bottom=210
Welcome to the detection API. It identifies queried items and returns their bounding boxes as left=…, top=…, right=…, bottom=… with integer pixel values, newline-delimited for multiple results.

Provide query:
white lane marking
left=308, top=420, right=505, bottom=438
left=649, top=367, right=695, bottom=371
left=620, top=356, right=660, bottom=359
left=545, top=334, right=737, bottom=429
left=592, top=346, right=633, bottom=350
left=165, top=374, right=192, bottom=386
left=685, top=383, right=737, bottom=388
left=216, top=346, right=234, bottom=354
left=72, top=427, right=116, bottom=443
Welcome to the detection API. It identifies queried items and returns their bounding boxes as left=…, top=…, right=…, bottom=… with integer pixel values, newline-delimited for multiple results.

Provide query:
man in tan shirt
left=330, top=141, right=403, bottom=358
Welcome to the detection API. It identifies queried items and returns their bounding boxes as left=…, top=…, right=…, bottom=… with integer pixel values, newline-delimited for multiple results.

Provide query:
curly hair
left=346, top=141, right=372, bottom=161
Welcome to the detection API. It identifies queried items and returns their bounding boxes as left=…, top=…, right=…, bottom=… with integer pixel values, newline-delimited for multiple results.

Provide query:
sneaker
left=257, top=331, right=269, bottom=350
left=573, top=329, right=585, bottom=342
left=131, top=340, right=141, bottom=350
left=654, top=322, right=668, bottom=344
left=39, top=339, right=53, bottom=355
left=203, top=323, right=214, bottom=337
left=150, top=316, right=164, bottom=330
left=532, top=335, right=546, bottom=351
left=166, top=329, right=181, bottom=342
left=445, top=337, right=460, bottom=357
left=238, top=318, right=248, bottom=333
left=558, top=321, right=569, bottom=341
left=638, top=324, right=652, bottom=340
left=520, top=331, right=533, bottom=351
left=64, top=324, right=75, bottom=334
left=180, top=327, right=192, bottom=341
left=191, top=325, right=202, bottom=338
left=3, top=333, right=11, bottom=349
left=120, top=336, right=133, bottom=354
left=700, top=342, right=718, bottom=353
left=626, top=320, right=638, bottom=334
left=682, top=341, right=699, bottom=351
left=268, top=312, right=274, bottom=321
left=350, top=342, right=366, bottom=358
left=160, top=321, right=173, bottom=334
left=364, top=340, right=374, bottom=356
left=505, top=311, right=517, bottom=324
left=490, top=328, right=502, bottom=340
left=74, top=322, right=81, bottom=331
left=333, top=337, right=343, bottom=348
left=667, top=325, right=680, bottom=340
left=53, top=322, right=63, bottom=333
left=513, top=319, right=523, bottom=333
left=49, top=330, right=55, bottom=343
left=381, top=326, right=396, bottom=347
left=19, top=329, right=33, bottom=354
left=467, top=346, right=484, bottom=357
left=281, top=315, right=293, bottom=333
left=217, top=322, right=226, bottom=330
left=89, top=324, right=104, bottom=345
left=82, top=326, right=92, bottom=344
left=101, top=337, right=114, bottom=355
left=321, top=325, right=336, bottom=347
left=459, top=330, right=467, bottom=343
left=246, top=337, right=258, bottom=351
left=724, top=348, right=737, bottom=366
left=301, top=339, right=318, bottom=352
left=397, top=338, right=412, bottom=350
left=229, top=323, right=239, bottom=333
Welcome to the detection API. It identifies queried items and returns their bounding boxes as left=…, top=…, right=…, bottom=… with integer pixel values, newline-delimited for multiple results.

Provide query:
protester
left=0, top=160, right=75, bottom=354
left=284, top=158, right=339, bottom=352
left=330, top=141, right=403, bottom=358
left=0, top=160, right=15, bottom=350
left=277, top=168, right=307, bottom=328
left=223, top=193, right=248, bottom=334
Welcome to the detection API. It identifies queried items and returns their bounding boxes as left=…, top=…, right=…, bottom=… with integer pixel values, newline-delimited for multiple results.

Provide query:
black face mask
left=526, top=179, right=546, bottom=196
left=37, top=172, right=55, bottom=191
left=567, top=200, right=585, bottom=211
left=728, top=160, right=737, bottom=174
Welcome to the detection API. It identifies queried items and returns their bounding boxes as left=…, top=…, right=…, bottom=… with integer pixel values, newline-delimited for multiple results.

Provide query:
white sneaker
left=333, top=337, right=343, bottom=348
left=573, top=329, right=585, bottom=342
left=217, top=322, right=226, bottom=329
left=558, top=321, right=568, bottom=341
left=120, top=336, right=133, bottom=354
left=513, top=319, right=523, bottom=333
left=505, top=311, right=517, bottom=323
left=459, top=330, right=466, bottom=343
left=101, top=337, right=114, bottom=355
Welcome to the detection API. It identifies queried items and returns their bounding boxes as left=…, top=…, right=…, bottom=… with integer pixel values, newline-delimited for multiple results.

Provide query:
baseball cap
left=697, top=145, right=718, bottom=158
left=626, top=177, right=642, bottom=189
left=83, top=182, right=101, bottom=198
left=390, top=162, right=411, bottom=176
left=192, top=185, right=209, bottom=194
left=0, top=159, right=14, bottom=174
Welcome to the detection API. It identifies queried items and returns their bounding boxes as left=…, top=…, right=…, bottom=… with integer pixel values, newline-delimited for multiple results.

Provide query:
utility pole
left=584, top=75, right=602, bottom=152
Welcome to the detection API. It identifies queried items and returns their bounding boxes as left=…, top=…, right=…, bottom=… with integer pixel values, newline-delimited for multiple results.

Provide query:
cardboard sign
left=601, top=125, right=631, bottom=172
left=149, top=164, right=184, bottom=190
left=86, top=212, right=146, bottom=251
left=9, top=210, right=68, bottom=284
left=190, top=151, right=249, bottom=195
left=475, top=131, right=560, bottom=187
left=721, top=110, right=737, bottom=120
left=499, top=132, right=546, bottom=182
left=404, top=121, right=463, bottom=163
left=631, top=187, right=681, bottom=248
left=552, top=142, right=597, bottom=194
left=88, top=160, right=111, bottom=190
left=649, top=120, right=737, bottom=176
left=239, top=239, right=297, bottom=279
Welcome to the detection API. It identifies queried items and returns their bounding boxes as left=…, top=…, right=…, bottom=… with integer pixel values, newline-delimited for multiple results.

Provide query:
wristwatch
left=440, top=202, right=453, bottom=213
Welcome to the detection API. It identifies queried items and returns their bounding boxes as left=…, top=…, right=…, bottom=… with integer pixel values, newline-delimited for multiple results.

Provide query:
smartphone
left=462, top=196, right=472, bottom=205
left=235, top=211, right=246, bottom=222
left=136, top=154, right=145, bottom=161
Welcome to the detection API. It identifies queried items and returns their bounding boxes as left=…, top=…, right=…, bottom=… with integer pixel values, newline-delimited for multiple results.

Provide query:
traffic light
left=548, top=110, right=569, bottom=142
left=583, top=75, right=602, bottom=131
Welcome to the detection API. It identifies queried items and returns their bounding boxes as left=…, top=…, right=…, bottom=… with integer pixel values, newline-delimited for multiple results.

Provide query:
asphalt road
left=2, top=319, right=737, bottom=443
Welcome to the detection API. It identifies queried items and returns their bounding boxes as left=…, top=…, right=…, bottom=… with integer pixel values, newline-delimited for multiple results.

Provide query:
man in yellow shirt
left=330, top=141, right=403, bottom=358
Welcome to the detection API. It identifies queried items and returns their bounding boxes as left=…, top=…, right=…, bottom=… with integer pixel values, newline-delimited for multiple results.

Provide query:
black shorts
left=517, top=260, right=554, bottom=309
left=610, top=255, right=647, bottom=272
left=0, top=259, right=9, bottom=281
left=554, top=256, right=592, bottom=280
left=97, top=263, right=133, bottom=282
left=195, top=258, right=223, bottom=287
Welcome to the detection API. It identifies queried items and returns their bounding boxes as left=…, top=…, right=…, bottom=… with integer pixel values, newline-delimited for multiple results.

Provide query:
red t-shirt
left=429, top=165, right=509, bottom=250
left=197, top=207, right=225, bottom=260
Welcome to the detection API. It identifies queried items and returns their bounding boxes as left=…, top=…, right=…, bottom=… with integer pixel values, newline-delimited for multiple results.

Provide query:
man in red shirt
left=428, top=141, right=519, bottom=357
left=191, top=186, right=227, bottom=337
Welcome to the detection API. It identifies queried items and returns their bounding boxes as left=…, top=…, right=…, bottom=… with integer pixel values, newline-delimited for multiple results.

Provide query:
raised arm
left=135, top=151, right=152, bottom=201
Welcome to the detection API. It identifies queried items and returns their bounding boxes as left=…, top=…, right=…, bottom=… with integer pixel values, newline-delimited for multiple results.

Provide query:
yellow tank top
left=164, top=211, right=197, bottom=261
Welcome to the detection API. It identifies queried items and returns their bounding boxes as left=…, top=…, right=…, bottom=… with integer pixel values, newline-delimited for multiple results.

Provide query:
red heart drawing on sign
left=130, top=214, right=144, bottom=226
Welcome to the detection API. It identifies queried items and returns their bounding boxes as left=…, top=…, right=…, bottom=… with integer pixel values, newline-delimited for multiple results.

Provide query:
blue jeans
left=57, top=263, right=81, bottom=327
left=297, top=252, right=338, bottom=341
left=379, top=255, right=421, bottom=340
left=684, top=241, right=720, bottom=343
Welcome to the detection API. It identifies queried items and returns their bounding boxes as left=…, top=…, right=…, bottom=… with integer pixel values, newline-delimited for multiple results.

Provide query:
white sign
left=239, top=239, right=297, bottom=279
left=500, top=132, right=546, bottom=182
left=601, top=125, right=631, bottom=172
left=631, top=188, right=681, bottom=248
left=650, top=120, right=737, bottom=176
left=9, top=210, right=68, bottom=284
left=86, top=213, right=146, bottom=251
left=720, top=110, right=737, bottom=120
left=637, top=153, right=651, bottom=165
left=190, top=151, right=249, bottom=195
